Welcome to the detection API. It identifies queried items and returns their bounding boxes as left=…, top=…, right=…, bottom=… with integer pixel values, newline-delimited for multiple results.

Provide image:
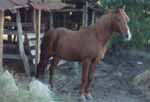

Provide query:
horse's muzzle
left=123, top=31, right=132, bottom=41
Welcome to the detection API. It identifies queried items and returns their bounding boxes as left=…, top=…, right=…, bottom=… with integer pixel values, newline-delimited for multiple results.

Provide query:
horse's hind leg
left=36, top=48, right=51, bottom=78
left=49, top=56, right=60, bottom=88
left=36, top=57, right=49, bottom=78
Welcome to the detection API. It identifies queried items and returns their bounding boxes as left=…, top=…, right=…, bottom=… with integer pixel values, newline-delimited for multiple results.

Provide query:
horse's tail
left=40, top=29, right=54, bottom=58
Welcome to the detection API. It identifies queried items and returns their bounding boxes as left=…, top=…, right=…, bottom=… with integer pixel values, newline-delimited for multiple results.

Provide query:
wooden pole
left=91, top=10, right=95, bottom=25
left=33, top=9, right=37, bottom=32
left=35, top=10, right=41, bottom=71
left=82, top=1, right=88, bottom=27
left=16, top=10, right=31, bottom=76
left=82, top=6, right=86, bottom=27
left=0, top=10, right=4, bottom=72
left=63, top=12, right=66, bottom=27
left=85, top=1, right=88, bottom=27
left=49, top=12, right=53, bottom=29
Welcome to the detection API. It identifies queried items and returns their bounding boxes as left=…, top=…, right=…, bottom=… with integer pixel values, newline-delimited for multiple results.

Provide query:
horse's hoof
left=79, top=95, right=87, bottom=102
left=86, top=93, right=93, bottom=102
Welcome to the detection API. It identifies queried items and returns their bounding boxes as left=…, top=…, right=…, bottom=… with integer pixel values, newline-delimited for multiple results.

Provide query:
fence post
left=82, top=1, right=88, bottom=27
left=0, top=10, right=4, bottom=72
left=35, top=10, right=41, bottom=74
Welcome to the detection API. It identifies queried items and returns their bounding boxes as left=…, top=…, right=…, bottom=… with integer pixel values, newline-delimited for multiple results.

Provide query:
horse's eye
left=117, top=18, right=121, bottom=21
left=115, top=17, right=121, bottom=22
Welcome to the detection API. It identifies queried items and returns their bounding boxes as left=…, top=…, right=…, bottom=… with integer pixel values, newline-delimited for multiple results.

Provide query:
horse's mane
left=95, top=10, right=113, bottom=28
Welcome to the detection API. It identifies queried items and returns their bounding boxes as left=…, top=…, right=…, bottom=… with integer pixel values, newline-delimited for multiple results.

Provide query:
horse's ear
left=122, top=5, right=126, bottom=10
left=114, top=5, right=126, bottom=14
left=117, top=5, right=126, bottom=10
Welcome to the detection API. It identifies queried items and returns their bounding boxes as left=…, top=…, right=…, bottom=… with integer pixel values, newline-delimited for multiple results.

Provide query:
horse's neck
left=94, top=14, right=113, bottom=46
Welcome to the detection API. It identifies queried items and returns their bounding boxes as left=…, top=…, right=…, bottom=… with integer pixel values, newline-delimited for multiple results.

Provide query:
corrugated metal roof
left=30, top=2, right=71, bottom=11
left=30, top=0, right=62, bottom=3
left=11, top=0, right=28, bottom=5
left=29, top=0, right=72, bottom=11
left=0, top=0, right=72, bottom=11
left=0, top=0, right=28, bottom=11
left=0, top=0, right=15, bottom=11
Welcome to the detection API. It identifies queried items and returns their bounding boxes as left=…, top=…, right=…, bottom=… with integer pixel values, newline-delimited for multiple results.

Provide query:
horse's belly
left=56, top=46, right=81, bottom=61
left=54, top=33, right=97, bottom=61
left=56, top=46, right=98, bottom=62
left=59, top=51, right=81, bottom=61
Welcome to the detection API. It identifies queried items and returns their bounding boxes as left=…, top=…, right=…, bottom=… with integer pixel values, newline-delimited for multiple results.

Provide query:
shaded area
left=52, top=49, right=149, bottom=102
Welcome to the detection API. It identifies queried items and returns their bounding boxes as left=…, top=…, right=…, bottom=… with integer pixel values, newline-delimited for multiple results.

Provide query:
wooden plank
left=3, top=54, right=20, bottom=60
left=4, top=29, right=33, bottom=35
left=4, top=22, right=36, bottom=29
left=54, top=9, right=83, bottom=12
left=4, top=29, right=18, bottom=35
left=28, top=39, right=42, bottom=48
left=27, top=33, right=44, bottom=40
left=16, top=10, right=31, bottom=76
left=35, top=10, right=41, bottom=73
left=0, top=11, right=4, bottom=71
left=5, top=22, right=33, bottom=27
left=3, top=54, right=32, bottom=60
left=30, top=50, right=36, bottom=56
left=29, top=40, right=37, bottom=47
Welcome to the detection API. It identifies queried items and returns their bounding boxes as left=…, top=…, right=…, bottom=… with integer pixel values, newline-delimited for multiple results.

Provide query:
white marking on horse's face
left=127, top=27, right=132, bottom=40
left=124, top=25, right=132, bottom=41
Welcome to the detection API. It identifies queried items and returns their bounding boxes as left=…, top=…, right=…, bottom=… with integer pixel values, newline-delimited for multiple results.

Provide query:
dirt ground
left=4, top=48, right=150, bottom=102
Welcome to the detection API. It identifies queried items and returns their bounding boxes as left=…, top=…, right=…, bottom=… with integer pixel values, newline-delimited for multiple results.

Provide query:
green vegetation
left=100, top=0, right=150, bottom=49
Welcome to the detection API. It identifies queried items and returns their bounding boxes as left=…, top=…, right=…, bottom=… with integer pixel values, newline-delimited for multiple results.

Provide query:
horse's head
left=111, top=7, right=132, bottom=41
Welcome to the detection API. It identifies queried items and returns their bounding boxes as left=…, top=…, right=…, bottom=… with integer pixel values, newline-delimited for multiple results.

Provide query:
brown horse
left=36, top=7, right=131, bottom=101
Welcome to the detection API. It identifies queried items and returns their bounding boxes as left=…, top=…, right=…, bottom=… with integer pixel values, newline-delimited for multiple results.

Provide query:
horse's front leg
left=49, top=57, right=60, bottom=88
left=85, top=63, right=96, bottom=101
left=80, top=59, right=91, bottom=102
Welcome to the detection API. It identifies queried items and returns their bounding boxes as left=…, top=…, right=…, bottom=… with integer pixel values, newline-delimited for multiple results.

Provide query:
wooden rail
left=4, top=22, right=46, bottom=35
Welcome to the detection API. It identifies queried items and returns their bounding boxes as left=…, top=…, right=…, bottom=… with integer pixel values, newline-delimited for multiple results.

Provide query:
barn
left=0, top=0, right=100, bottom=76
